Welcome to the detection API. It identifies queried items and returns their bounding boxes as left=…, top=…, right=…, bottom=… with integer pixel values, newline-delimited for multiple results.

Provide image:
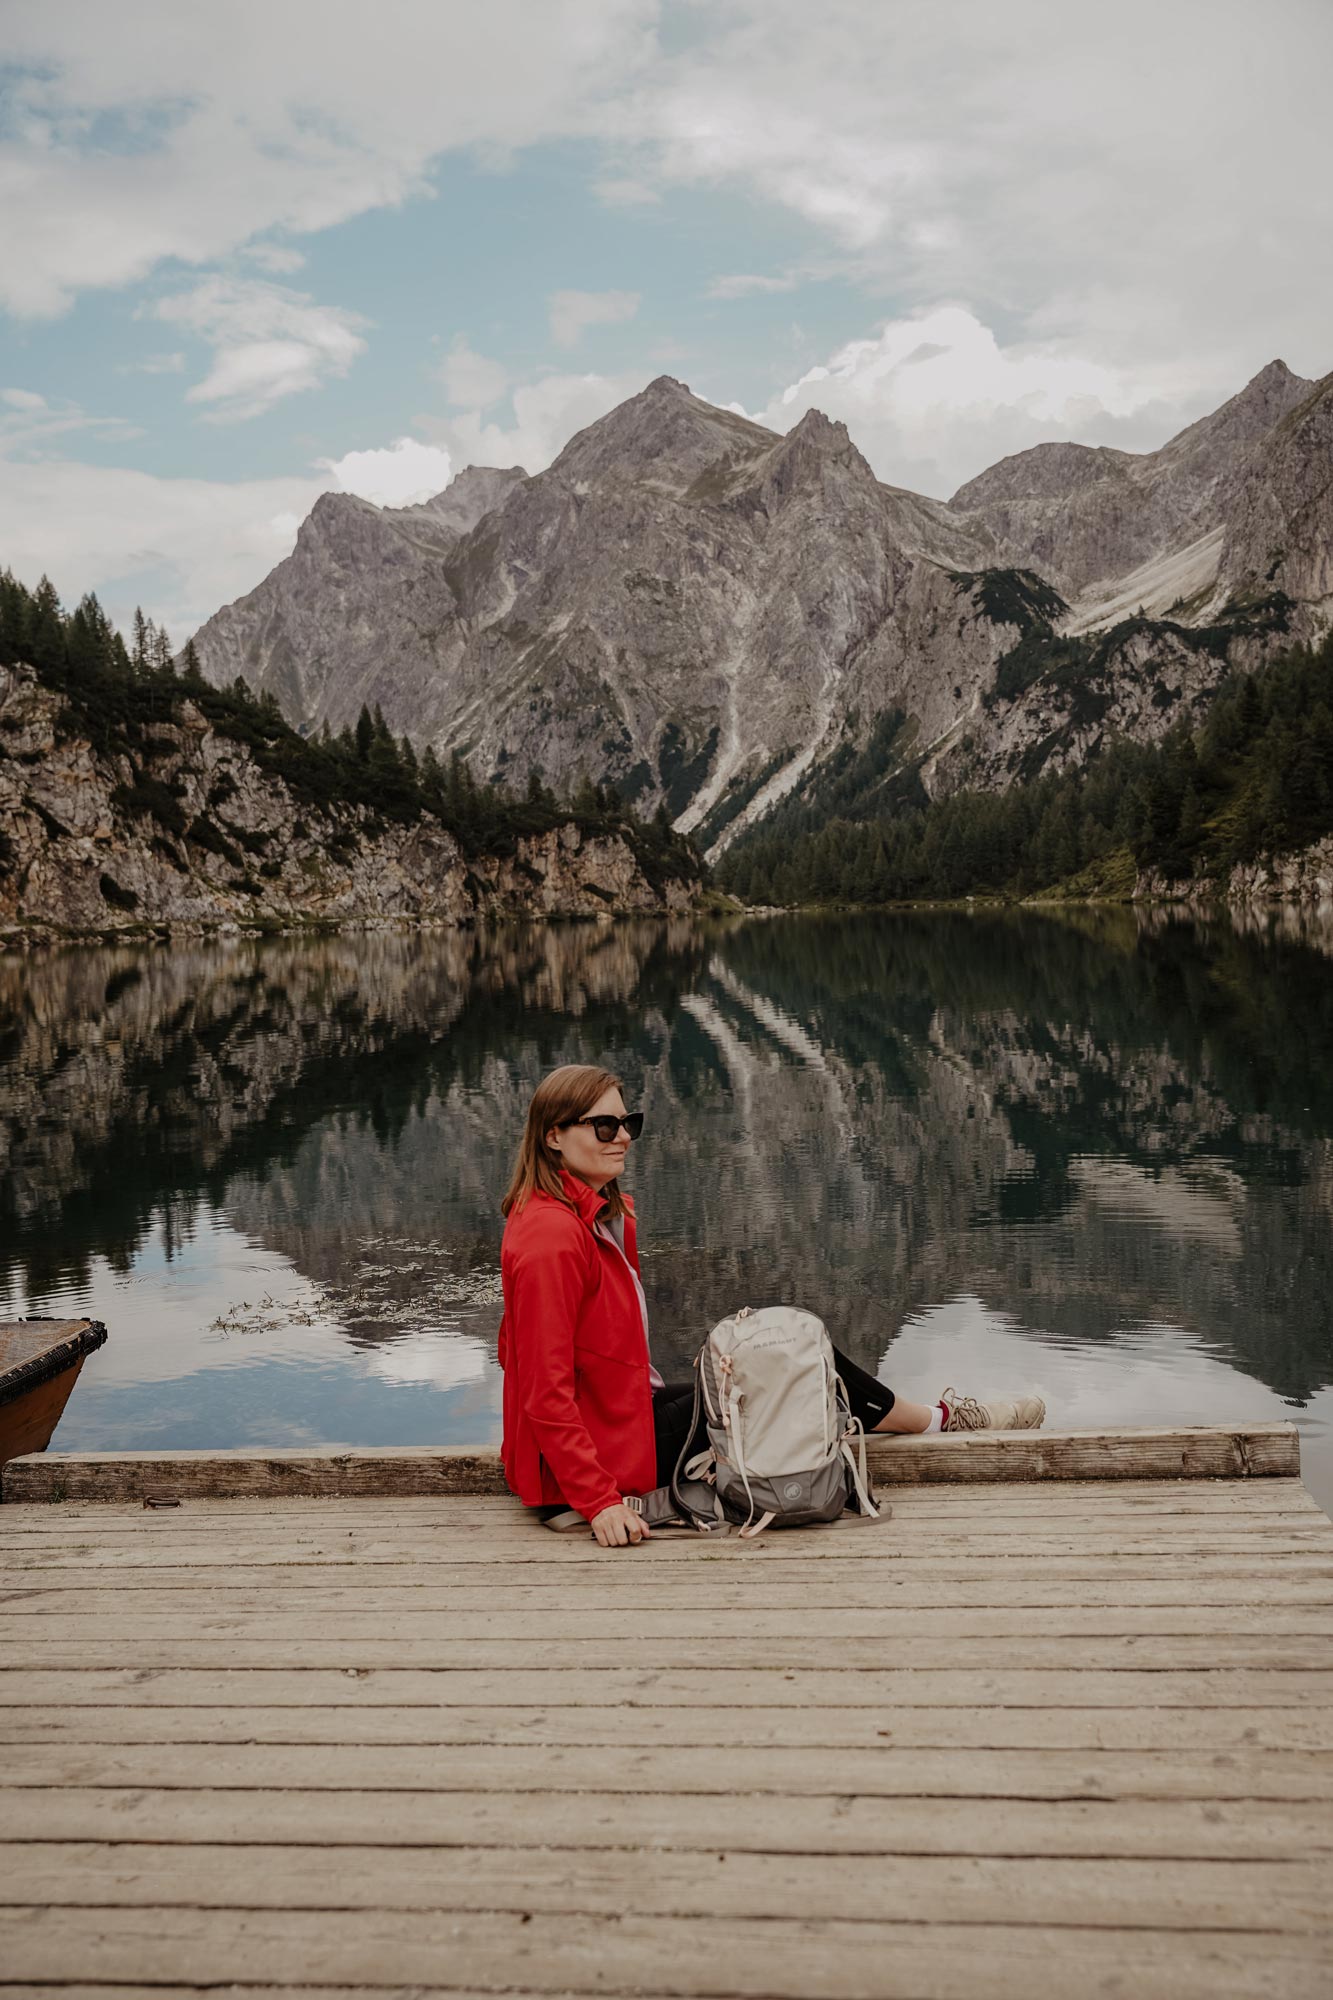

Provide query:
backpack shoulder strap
left=668, top=1355, right=725, bottom=1532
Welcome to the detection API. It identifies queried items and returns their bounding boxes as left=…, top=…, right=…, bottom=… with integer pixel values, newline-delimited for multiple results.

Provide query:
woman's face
left=547, top=1084, right=633, bottom=1190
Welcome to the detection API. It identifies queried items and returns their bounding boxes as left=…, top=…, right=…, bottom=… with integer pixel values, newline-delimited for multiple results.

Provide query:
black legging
left=652, top=1345, right=895, bottom=1487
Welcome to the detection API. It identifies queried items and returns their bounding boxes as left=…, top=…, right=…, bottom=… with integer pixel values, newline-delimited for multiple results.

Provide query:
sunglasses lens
left=587, top=1112, right=644, bottom=1143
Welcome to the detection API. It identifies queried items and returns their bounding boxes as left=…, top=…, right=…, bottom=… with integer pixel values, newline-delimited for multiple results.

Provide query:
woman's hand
left=590, top=1500, right=652, bottom=1548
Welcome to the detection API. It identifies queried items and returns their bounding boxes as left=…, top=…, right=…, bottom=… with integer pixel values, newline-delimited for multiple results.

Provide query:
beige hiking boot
left=939, top=1387, right=1045, bottom=1433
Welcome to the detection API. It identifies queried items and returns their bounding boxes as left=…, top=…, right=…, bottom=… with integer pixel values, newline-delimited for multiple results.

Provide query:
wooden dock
left=1, top=1426, right=1331, bottom=1998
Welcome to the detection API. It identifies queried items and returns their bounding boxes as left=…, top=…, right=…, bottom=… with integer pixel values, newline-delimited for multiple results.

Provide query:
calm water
left=3, top=910, right=1332, bottom=1513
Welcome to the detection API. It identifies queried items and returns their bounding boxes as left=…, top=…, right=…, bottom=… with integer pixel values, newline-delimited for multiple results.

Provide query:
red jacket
left=498, top=1170, right=657, bottom=1520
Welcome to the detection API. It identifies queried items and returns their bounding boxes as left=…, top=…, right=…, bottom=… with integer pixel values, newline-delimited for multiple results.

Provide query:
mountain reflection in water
left=1, top=909, right=1331, bottom=1510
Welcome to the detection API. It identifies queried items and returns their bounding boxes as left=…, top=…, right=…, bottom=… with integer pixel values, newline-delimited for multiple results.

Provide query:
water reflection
left=1, top=910, right=1330, bottom=1507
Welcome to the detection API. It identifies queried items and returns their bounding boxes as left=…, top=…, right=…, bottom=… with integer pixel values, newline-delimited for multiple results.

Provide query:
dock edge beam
left=0, top=1423, right=1301, bottom=1502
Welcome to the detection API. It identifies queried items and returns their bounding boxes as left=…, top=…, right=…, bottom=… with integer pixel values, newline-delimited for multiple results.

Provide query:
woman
left=499, top=1063, right=1044, bottom=1548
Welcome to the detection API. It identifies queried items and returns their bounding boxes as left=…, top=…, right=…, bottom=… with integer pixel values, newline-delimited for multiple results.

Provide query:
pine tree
left=26, top=576, right=65, bottom=674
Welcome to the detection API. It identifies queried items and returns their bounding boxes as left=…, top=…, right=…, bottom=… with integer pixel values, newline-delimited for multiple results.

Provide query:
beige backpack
left=670, top=1306, right=881, bottom=1538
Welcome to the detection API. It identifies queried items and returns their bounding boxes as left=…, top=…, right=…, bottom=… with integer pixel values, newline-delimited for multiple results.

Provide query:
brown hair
left=501, top=1064, right=628, bottom=1218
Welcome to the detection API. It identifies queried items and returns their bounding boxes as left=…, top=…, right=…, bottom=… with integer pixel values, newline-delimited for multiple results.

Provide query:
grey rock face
left=189, top=465, right=527, bottom=733
left=951, top=360, right=1318, bottom=598
left=1219, top=373, right=1333, bottom=622
left=186, top=364, right=1332, bottom=849
left=0, top=661, right=694, bottom=947
left=1136, top=833, right=1333, bottom=913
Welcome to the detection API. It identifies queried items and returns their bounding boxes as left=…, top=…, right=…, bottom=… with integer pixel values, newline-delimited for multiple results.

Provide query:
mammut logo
left=782, top=1480, right=804, bottom=1501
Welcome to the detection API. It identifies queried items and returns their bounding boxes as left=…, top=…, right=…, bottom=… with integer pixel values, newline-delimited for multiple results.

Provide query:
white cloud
left=437, top=338, right=509, bottom=410
left=318, top=436, right=455, bottom=509
left=425, top=370, right=642, bottom=478
left=245, top=242, right=306, bottom=275
left=548, top=288, right=641, bottom=349
left=1, top=391, right=140, bottom=455
left=0, top=1, right=657, bottom=317
left=153, top=276, right=368, bottom=421
left=749, top=305, right=1196, bottom=498
left=0, top=452, right=326, bottom=637
left=604, top=0, right=1333, bottom=395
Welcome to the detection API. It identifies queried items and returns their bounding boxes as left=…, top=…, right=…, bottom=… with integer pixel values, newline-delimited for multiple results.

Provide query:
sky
left=0, top=0, right=1329, bottom=640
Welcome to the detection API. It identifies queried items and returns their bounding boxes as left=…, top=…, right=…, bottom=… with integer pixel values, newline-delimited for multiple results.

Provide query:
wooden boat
left=0, top=1317, right=108, bottom=1467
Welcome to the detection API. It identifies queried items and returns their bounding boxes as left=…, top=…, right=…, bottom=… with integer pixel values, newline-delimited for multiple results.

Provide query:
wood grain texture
left=2, top=1906, right=1330, bottom=2000
left=4, top=1479, right=1331, bottom=1998
left=0, top=1422, right=1302, bottom=1501
left=5, top=1664, right=1331, bottom=1708
left=7, top=1784, right=1331, bottom=1858
left=8, top=1739, right=1333, bottom=1801
left=0, top=1360, right=89, bottom=1466
left=4, top=1703, right=1330, bottom=1752
left=0, top=1841, right=1328, bottom=1934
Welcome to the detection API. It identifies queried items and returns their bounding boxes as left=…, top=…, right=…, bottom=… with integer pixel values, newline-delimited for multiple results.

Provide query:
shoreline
left=4, top=879, right=1332, bottom=951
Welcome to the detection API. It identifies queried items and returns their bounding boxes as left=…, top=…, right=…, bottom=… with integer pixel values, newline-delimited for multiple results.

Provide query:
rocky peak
left=788, top=408, right=852, bottom=450
left=1155, top=357, right=1316, bottom=467
left=1219, top=369, right=1333, bottom=610
left=949, top=359, right=1319, bottom=599
left=408, top=464, right=527, bottom=538
left=549, top=374, right=774, bottom=492
left=756, top=406, right=881, bottom=507
left=294, top=491, right=381, bottom=562
left=950, top=441, right=1133, bottom=510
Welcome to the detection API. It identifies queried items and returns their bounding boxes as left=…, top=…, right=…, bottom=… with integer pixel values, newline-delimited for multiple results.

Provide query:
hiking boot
left=939, top=1387, right=1045, bottom=1433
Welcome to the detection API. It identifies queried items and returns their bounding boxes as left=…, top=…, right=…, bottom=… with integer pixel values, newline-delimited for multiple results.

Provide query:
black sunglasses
left=562, top=1111, right=644, bottom=1144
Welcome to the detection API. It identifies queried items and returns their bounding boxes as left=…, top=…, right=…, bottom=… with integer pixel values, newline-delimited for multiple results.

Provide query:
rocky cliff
left=0, top=659, right=697, bottom=947
left=1137, top=833, right=1333, bottom=912
left=186, top=362, right=1333, bottom=853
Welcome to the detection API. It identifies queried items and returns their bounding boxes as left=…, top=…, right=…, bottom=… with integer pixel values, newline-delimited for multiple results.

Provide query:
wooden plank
left=8, top=1739, right=1332, bottom=1802
left=4, top=1631, right=1327, bottom=1670
left=6, top=1513, right=1326, bottom=1552
left=9, top=1576, right=1332, bottom=1610
left=0, top=1488, right=1312, bottom=1528
left=0, top=1484, right=1321, bottom=1534
left=8, top=1554, right=1331, bottom=1590
left=1, top=1841, right=1328, bottom=1936
left=0, top=1990, right=674, bottom=2000
left=7, top=1785, right=1331, bottom=1859
left=6, top=1603, right=1330, bottom=1639
left=7, top=1483, right=1314, bottom=1517
left=5, top=1665, right=1328, bottom=1708
left=8, top=1531, right=1331, bottom=1574
left=4, top=1703, right=1330, bottom=1753
left=2, top=1905, right=1331, bottom=2000
left=10, top=1538, right=1332, bottom=1577
left=0, top=1424, right=1302, bottom=1501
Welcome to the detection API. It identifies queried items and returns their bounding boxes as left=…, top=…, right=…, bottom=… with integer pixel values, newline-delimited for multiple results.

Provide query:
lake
left=2, top=908, right=1331, bottom=1513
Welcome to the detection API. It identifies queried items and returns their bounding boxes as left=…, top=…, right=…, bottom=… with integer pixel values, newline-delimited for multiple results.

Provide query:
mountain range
left=188, top=360, right=1332, bottom=856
